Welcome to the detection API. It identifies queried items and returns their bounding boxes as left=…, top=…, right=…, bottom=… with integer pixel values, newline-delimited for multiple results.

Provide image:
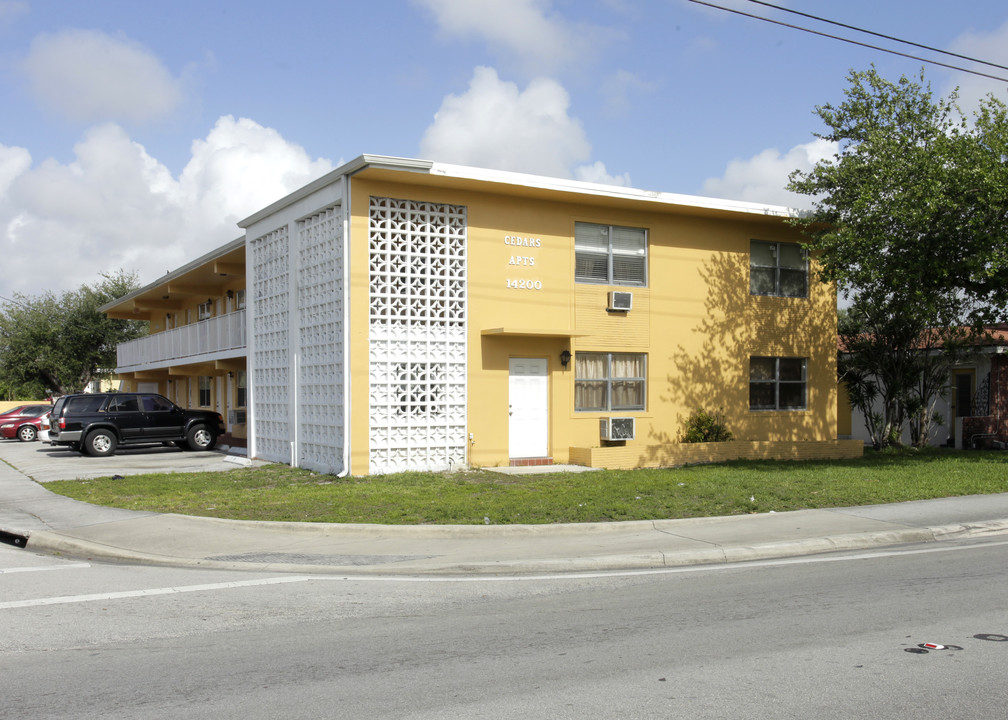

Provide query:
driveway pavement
left=3, top=437, right=1008, bottom=575
left=3, top=435, right=256, bottom=484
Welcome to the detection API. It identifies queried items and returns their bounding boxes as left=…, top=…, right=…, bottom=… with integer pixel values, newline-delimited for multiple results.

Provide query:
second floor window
left=198, top=300, right=214, bottom=321
left=575, top=222, right=647, bottom=286
left=750, top=240, right=808, bottom=298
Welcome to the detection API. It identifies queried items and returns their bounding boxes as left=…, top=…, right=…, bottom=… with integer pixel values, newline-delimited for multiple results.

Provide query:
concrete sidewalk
left=3, top=441, right=1008, bottom=575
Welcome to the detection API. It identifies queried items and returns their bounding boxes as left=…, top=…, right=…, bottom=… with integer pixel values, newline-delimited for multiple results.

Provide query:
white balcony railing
left=116, top=309, right=247, bottom=372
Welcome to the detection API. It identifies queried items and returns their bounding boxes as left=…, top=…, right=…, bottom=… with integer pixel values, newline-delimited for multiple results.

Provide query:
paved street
left=3, top=535, right=1008, bottom=718
left=4, top=431, right=1008, bottom=717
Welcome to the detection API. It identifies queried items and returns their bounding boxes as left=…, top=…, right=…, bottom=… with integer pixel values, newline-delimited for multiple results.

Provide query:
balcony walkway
left=116, top=309, right=246, bottom=373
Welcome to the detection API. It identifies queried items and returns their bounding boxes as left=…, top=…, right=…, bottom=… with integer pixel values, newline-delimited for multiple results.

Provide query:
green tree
left=0, top=270, right=148, bottom=397
left=788, top=68, right=1008, bottom=448
left=837, top=303, right=967, bottom=450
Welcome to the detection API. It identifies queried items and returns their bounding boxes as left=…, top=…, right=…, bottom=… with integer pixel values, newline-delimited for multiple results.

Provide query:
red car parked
left=0, top=404, right=52, bottom=442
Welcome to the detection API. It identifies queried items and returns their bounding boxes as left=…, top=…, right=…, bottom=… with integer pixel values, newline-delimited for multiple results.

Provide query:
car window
left=24, top=405, right=51, bottom=417
left=65, top=396, right=105, bottom=414
left=143, top=395, right=174, bottom=412
left=108, top=396, right=140, bottom=412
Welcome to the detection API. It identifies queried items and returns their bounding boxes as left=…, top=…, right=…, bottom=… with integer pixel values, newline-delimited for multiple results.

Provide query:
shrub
left=679, top=408, right=734, bottom=443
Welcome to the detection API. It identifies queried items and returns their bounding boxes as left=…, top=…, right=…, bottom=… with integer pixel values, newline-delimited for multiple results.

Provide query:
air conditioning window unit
left=227, top=409, right=247, bottom=425
left=607, top=291, right=632, bottom=312
left=600, top=416, right=635, bottom=441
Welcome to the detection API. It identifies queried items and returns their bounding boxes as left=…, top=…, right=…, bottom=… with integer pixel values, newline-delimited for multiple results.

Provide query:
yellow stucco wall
left=348, top=174, right=845, bottom=472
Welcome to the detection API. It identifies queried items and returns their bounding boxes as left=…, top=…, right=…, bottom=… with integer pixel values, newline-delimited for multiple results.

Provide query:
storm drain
left=206, top=552, right=434, bottom=566
left=0, top=530, right=28, bottom=548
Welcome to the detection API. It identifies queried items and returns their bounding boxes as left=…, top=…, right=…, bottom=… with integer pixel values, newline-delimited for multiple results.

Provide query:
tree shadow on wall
left=640, top=250, right=835, bottom=467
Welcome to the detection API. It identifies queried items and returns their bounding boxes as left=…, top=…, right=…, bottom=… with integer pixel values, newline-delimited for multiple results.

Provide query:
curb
left=22, top=520, right=1008, bottom=576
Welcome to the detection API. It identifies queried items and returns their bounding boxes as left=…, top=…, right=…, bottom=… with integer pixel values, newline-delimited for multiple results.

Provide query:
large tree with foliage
left=0, top=271, right=148, bottom=397
left=788, top=68, right=1008, bottom=448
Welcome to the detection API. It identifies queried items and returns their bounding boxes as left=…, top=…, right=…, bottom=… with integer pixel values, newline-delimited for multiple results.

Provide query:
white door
left=509, top=358, right=548, bottom=458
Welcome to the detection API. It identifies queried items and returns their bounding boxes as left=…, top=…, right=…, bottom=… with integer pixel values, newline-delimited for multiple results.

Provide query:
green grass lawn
left=43, top=448, right=1008, bottom=525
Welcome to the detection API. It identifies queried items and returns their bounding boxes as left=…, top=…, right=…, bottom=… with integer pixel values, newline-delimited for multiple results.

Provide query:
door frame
left=508, top=356, right=550, bottom=460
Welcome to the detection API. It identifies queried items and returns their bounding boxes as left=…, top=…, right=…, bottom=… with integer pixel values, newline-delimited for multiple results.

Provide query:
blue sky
left=2, top=0, right=1007, bottom=296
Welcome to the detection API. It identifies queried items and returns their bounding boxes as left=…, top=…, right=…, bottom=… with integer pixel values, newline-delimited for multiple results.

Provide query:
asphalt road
left=3, top=535, right=1008, bottom=718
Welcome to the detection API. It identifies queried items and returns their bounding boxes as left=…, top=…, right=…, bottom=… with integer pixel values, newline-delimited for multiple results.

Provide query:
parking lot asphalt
left=2, top=435, right=256, bottom=484
left=3, top=437, right=1008, bottom=575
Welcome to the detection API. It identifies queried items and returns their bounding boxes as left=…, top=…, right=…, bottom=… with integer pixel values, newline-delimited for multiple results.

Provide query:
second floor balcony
left=116, top=309, right=247, bottom=373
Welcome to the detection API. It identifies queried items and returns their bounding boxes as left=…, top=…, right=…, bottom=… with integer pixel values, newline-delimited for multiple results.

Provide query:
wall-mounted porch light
left=560, top=349, right=572, bottom=368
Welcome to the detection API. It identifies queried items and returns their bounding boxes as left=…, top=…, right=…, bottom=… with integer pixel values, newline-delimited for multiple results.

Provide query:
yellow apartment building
left=105, top=155, right=862, bottom=474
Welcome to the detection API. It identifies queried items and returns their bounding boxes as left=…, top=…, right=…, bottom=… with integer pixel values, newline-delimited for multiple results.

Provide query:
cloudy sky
left=2, top=0, right=1007, bottom=297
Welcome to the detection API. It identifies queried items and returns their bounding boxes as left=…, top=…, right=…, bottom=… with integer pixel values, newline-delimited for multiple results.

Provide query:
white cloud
left=0, top=144, right=31, bottom=196
left=700, top=139, right=836, bottom=208
left=944, top=19, right=1008, bottom=112
left=574, top=161, right=631, bottom=187
left=178, top=116, right=335, bottom=238
left=421, top=66, right=592, bottom=179
left=414, top=0, right=601, bottom=75
left=421, top=67, right=631, bottom=186
left=0, top=118, right=334, bottom=296
left=22, top=29, right=186, bottom=123
left=599, top=70, right=655, bottom=117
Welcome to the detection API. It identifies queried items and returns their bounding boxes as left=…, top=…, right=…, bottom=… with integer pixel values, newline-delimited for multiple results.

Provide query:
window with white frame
left=750, top=240, right=808, bottom=298
left=749, top=357, right=807, bottom=410
left=575, top=352, right=646, bottom=411
left=575, top=222, right=647, bottom=286
left=198, top=376, right=212, bottom=407
left=235, top=289, right=246, bottom=310
left=198, top=300, right=214, bottom=321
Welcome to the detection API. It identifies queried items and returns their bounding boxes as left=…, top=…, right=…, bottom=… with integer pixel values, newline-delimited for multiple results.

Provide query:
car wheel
left=186, top=424, right=217, bottom=451
left=17, top=425, right=37, bottom=442
left=84, top=429, right=117, bottom=457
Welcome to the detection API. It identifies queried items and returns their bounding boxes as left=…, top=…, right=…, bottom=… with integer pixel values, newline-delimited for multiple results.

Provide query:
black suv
left=49, top=393, right=226, bottom=457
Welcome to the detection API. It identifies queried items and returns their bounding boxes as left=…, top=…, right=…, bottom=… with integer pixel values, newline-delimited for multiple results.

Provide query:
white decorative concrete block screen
left=249, top=224, right=292, bottom=463
left=296, top=207, right=345, bottom=473
left=368, top=196, right=467, bottom=474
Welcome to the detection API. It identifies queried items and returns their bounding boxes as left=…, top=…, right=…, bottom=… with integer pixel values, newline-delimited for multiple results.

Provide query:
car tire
left=84, top=429, right=118, bottom=457
left=186, top=424, right=217, bottom=451
left=17, top=425, right=37, bottom=442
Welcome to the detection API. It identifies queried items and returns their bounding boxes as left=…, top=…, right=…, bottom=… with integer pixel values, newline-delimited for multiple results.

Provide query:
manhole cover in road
left=208, top=552, right=435, bottom=566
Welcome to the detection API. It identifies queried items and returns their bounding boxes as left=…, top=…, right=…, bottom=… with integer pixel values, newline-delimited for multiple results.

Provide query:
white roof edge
left=237, top=154, right=800, bottom=228
left=428, top=160, right=801, bottom=218
left=237, top=154, right=434, bottom=228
